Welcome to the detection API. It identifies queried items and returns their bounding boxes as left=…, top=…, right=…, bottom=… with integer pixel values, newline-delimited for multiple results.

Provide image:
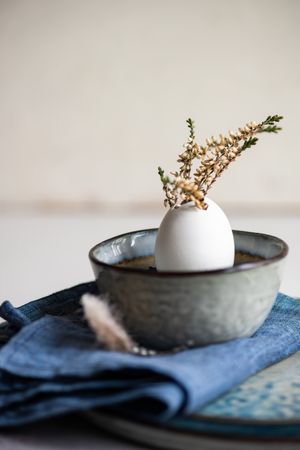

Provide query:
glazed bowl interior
left=90, top=229, right=288, bottom=274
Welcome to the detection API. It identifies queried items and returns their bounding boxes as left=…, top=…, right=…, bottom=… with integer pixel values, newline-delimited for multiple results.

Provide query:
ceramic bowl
left=89, top=229, right=288, bottom=351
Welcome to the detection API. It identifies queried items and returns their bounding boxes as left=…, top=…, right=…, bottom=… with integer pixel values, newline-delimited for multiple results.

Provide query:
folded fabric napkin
left=0, top=282, right=300, bottom=427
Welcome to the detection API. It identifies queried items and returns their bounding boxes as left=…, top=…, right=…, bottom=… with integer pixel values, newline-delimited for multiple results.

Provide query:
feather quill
left=81, top=294, right=134, bottom=352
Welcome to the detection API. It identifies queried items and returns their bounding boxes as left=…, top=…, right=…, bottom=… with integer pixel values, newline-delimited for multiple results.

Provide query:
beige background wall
left=0, top=0, right=299, bottom=212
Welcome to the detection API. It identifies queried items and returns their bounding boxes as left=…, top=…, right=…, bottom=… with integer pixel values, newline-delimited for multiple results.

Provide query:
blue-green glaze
left=89, top=229, right=288, bottom=351
left=198, top=349, right=300, bottom=421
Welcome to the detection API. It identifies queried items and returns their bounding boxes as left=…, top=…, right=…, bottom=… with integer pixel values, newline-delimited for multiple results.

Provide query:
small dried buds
left=158, top=115, right=283, bottom=209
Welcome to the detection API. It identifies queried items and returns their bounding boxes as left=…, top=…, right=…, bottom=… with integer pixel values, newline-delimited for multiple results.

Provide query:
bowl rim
left=89, top=228, right=289, bottom=277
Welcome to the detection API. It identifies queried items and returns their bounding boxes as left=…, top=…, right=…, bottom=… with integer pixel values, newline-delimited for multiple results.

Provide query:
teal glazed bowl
left=89, top=229, right=288, bottom=351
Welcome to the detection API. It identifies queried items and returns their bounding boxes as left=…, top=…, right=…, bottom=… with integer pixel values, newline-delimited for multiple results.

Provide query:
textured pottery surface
left=89, top=229, right=288, bottom=351
left=199, top=349, right=300, bottom=420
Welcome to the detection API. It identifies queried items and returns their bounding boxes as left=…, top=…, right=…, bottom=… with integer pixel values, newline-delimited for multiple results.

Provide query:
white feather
left=81, top=294, right=134, bottom=352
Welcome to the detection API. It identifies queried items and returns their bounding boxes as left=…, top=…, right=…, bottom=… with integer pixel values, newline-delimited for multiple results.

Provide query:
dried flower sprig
left=158, top=166, right=176, bottom=207
left=158, top=115, right=283, bottom=209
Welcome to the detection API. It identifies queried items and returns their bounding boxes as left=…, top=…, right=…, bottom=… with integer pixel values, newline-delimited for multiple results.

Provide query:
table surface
left=0, top=211, right=299, bottom=449
left=0, top=414, right=146, bottom=450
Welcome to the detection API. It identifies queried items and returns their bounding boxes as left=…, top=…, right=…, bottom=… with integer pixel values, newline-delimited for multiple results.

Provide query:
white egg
left=155, top=198, right=235, bottom=272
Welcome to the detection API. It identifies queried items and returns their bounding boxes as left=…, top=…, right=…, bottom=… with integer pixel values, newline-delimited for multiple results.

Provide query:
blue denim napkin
left=0, top=282, right=300, bottom=427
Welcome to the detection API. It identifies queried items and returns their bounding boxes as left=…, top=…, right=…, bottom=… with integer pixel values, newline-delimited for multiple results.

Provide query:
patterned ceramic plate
left=86, top=350, right=300, bottom=449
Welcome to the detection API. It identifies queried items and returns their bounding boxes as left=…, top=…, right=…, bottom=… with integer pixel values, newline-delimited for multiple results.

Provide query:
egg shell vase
left=89, top=229, right=288, bottom=351
left=155, top=199, right=234, bottom=272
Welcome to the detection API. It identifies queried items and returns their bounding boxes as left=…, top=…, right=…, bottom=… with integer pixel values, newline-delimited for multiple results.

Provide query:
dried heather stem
left=177, top=118, right=200, bottom=179
left=158, top=115, right=283, bottom=209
